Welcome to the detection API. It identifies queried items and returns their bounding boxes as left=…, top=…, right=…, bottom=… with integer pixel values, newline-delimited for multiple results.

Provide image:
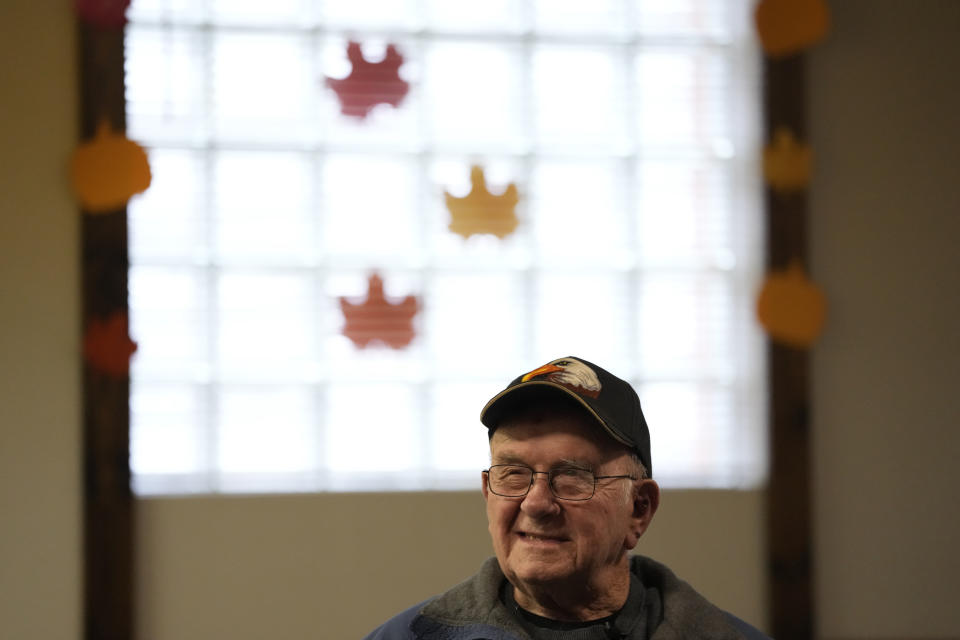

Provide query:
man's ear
left=481, top=470, right=490, bottom=502
left=625, top=479, right=660, bottom=550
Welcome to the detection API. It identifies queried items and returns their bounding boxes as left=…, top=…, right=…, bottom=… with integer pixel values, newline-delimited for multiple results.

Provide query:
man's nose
left=520, top=472, right=559, bottom=514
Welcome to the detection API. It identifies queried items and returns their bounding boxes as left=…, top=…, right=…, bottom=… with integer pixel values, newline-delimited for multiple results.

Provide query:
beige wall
left=808, top=1, right=960, bottom=638
left=135, top=490, right=765, bottom=639
left=0, top=2, right=81, bottom=639
left=2, top=1, right=959, bottom=639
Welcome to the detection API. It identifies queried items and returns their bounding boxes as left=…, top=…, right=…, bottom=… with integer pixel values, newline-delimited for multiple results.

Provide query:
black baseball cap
left=480, top=356, right=652, bottom=477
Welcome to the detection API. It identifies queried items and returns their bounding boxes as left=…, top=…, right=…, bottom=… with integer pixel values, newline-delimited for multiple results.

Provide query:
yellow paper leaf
left=764, top=127, right=812, bottom=193
left=445, top=166, right=519, bottom=239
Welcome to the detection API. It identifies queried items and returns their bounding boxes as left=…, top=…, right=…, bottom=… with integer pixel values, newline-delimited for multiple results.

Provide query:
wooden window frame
left=77, top=16, right=813, bottom=640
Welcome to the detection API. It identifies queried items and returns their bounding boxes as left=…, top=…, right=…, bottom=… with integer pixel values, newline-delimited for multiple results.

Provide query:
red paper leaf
left=83, top=312, right=138, bottom=376
left=75, top=0, right=131, bottom=28
left=325, top=42, right=410, bottom=119
left=340, top=273, right=419, bottom=349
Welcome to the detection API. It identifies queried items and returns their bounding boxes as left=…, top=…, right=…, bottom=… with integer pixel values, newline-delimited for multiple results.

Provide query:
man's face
left=482, top=410, right=652, bottom=597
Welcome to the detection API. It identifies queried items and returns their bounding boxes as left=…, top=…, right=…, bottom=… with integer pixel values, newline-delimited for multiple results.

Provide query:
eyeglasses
left=483, top=464, right=636, bottom=501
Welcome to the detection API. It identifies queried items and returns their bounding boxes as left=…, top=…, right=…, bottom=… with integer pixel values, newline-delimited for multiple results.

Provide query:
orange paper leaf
left=445, top=166, right=519, bottom=239
left=70, top=120, right=152, bottom=213
left=763, top=127, right=812, bottom=193
left=83, top=312, right=138, bottom=376
left=340, top=273, right=419, bottom=349
left=757, top=261, right=827, bottom=348
left=755, top=0, right=831, bottom=58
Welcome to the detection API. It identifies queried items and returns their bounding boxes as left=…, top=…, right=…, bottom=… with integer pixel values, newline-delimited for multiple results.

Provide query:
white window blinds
left=125, top=0, right=766, bottom=494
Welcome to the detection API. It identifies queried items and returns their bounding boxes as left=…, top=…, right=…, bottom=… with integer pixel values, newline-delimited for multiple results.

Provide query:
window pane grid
left=126, top=0, right=765, bottom=494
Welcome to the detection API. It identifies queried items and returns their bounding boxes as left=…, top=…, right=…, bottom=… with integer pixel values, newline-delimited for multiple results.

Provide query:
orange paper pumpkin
left=755, top=0, right=830, bottom=58
left=83, top=312, right=138, bottom=376
left=445, top=166, right=519, bottom=239
left=763, top=127, right=812, bottom=193
left=70, top=120, right=152, bottom=213
left=340, top=273, right=419, bottom=349
left=757, top=261, right=827, bottom=348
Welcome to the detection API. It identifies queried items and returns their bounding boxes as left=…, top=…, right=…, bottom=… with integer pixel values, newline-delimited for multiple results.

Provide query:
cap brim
left=480, top=380, right=634, bottom=450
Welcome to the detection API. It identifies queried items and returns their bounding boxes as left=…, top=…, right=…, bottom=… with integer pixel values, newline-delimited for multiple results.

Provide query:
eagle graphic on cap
left=521, top=358, right=602, bottom=398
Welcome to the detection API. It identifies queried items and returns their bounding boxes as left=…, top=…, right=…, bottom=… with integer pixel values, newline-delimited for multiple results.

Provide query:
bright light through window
left=125, top=0, right=766, bottom=494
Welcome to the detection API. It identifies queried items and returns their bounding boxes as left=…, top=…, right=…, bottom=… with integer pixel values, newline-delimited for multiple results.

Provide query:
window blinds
left=125, top=0, right=766, bottom=494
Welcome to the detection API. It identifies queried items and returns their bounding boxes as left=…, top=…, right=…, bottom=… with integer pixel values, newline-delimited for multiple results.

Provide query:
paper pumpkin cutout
left=755, top=0, right=830, bottom=57
left=70, top=120, right=152, bottom=213
left=757, top=261, right=827, bottom=348
left=764, top=127, right=812, bottom=193
left=445, top=166, right=519, bottom=239
left=340, top=273, right=419, bottom=349
left=83, top=312, right=137, bottom=377
left=74, top=0, right=131, bottom=28
left=325, top=42, right=410, bottom=119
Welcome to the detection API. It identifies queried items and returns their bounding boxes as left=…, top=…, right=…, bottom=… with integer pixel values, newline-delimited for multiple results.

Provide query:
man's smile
left=516, top=530, right=569, bottom=544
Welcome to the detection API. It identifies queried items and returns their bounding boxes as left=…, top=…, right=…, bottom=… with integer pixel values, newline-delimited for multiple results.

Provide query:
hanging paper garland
left=340, top=273, right=419, bottom=349
left=83, top=312, right=138, bottom=377
left=444, top=165, right=519, bottom=240
left=74, top=0, right=132, bottom=28
left=757, top=261, right=827, bottom=348
left=325, top=42, right=410, bottom=119
left=70, top=120, right=152, bottom=213
left=763, top=127, right=812, bottom=194
left=755, top=0, right=831, bottom=58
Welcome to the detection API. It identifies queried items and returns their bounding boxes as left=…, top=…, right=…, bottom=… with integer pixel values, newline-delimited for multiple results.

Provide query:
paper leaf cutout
left=70, top=120, right=152, bottom=213
left=325, top=42, right=410, bottom=119
left=340, top=273, right=419, bottom=349
left=757, top=261, right=826, bottom=348
left=764, top=127, right=812, bottom=193
left=74, top=0, right=131, bottom=28
left=755, top=0, right=830, bottom=57
left=445, top=166, right=519, bottom=239
left=83, top=312, right=137, bottom=376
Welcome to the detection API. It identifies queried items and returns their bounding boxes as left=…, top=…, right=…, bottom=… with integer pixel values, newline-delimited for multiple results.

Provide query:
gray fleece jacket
left=363, top=555, right=770, bottom=640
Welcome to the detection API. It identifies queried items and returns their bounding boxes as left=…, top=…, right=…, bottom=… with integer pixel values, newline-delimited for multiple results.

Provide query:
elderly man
left=365, top=357, right=769, bottom=639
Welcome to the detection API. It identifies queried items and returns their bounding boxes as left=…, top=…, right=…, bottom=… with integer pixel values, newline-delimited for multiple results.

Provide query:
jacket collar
left=411, top=555, right=753, bottom=640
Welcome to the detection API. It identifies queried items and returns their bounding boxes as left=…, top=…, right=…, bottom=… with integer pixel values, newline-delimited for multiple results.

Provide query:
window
left=125, top=0, right=766, bottom=494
